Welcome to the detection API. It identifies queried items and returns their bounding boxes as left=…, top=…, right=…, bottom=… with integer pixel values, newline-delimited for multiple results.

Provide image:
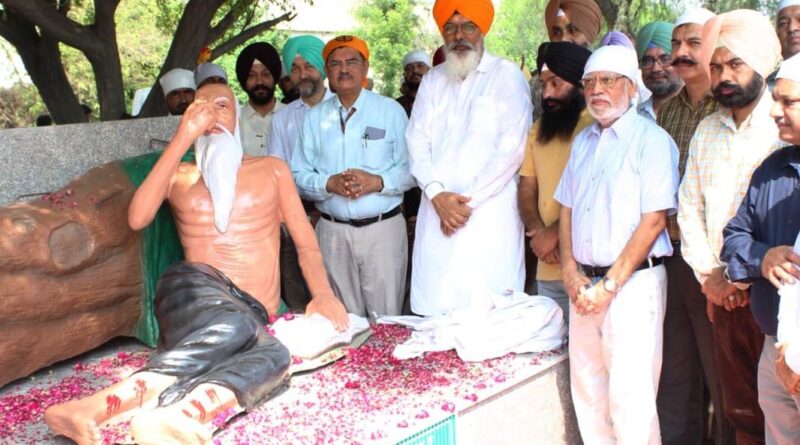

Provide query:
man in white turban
left=159, top=68, right=196, bottom=115
left=554, top=44, right=678, bottom=443
left=680, top=9, right=783, bottom=444
left=777, top=0, right=800, bottom=60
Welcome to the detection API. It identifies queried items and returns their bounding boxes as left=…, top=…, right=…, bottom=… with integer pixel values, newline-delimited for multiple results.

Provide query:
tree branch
left=206, top=0, right=253, bottom=46
left=0, top=0, right=100, bottom=53
left=209, top=11, right=294, bottom=60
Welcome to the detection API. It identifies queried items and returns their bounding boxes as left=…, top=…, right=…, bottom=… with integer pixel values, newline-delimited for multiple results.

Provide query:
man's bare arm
left=128, top=103, right=216, bottom=230
left=518, top=176, right=545, bottom=231
left=273, top=159, right=348, bottom=330
left=559, top=205, right=589, bottom=304
left=605, top=210, right=668, bottom=285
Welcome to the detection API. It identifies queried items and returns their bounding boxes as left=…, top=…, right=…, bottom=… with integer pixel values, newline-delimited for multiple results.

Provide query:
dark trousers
left=658, top=252, right=735, bottom=445
left=142, top=262, right=290, bottom=410
left=279, top=224, right=312, bottom=311
left=713, top=304, right=766, bottom=445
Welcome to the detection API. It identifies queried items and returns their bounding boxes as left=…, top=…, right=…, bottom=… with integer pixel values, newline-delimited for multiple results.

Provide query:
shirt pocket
left=362, top=138, right=394, bottom=170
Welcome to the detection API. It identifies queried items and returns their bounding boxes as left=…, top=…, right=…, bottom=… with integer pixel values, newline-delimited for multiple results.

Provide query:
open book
left=272, top=313, right=371, bottom=361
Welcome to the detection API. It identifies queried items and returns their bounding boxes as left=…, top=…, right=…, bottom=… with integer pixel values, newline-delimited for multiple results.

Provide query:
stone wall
left=0, top=116, right=179, bottom=206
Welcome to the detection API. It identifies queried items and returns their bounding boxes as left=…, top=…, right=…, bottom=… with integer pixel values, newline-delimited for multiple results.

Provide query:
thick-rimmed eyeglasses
left=641, top=54, right=672, bottom=69
left=580, top=74, right=625, bottom=90
left=443, top=22, right=479, bottom=37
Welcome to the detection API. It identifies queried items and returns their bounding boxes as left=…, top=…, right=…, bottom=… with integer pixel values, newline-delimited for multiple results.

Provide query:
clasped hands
left=702, top=266, right=749, bottom=313
left=527, top=224, right=559, bottom=265
left=431, top=192, right=472, bottom=237
left=327, top=169, right=383, bottom=199
left=563, top=268, right=615, bottom=316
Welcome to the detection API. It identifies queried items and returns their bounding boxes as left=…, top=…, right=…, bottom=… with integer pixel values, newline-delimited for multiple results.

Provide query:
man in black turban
left=517, top=41, right=592, bottom=317
left=236, top=42, right=284, bottom=156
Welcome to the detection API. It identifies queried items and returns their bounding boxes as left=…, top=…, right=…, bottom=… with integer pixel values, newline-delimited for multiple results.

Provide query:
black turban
left=536, top=41, right=592, bottom=87
left=235, top=42, right=282, bottom=89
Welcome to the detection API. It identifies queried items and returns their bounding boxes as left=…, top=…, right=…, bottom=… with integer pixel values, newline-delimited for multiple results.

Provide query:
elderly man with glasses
left=636, top=21, right=683, bottom=119
left=554, top=44, right=679, bottom=444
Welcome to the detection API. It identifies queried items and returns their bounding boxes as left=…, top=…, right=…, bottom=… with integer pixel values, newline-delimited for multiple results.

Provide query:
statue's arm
left=128, top=103, right=214, bottom=230
left=273, top=159, right=349, bottom=330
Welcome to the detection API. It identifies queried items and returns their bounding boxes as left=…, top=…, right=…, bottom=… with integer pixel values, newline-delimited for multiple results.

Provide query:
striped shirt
left=657, top=88, right=719, bottom=241
left=677, top=92, right=782, bottom=282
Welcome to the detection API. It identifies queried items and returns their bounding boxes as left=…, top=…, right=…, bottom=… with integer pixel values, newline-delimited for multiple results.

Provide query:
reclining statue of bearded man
left=44, top=83, right=349, bottom=445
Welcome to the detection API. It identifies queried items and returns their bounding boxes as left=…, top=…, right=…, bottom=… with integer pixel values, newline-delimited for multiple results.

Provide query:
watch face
left=603, top=278, right=616, bottom=292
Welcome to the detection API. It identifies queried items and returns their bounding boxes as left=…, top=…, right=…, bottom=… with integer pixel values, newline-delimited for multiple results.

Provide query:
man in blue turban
left=636, top=21, right=683, bottom=118
left=267, top=35, right=335, bottom=313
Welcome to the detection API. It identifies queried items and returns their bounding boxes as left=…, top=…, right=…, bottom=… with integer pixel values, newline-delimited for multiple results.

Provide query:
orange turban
left=700, top=9, right=781, bottom=80
left=323, top=35, right=370, bottom=63
left=432, top=0, right=495, bottom=36
left=544, top=0, right=602, bottom=44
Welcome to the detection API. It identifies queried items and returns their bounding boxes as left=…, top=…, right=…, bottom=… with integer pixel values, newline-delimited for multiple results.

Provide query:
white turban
left=701, top=9, right=782, bottom=80
left=159, top=68, right=195, bottom=97
left=779, top=0, right=800, bottom=12
left=403, top=49, right=430, bottom=68
left=675, top=8, right=715, bottom=27
left=131, top=87, right=151, bottom=116
left=583, top=45, right=653, bottom=105
left=777, top=52, right=800, bottom=82
left=194, top=63, right=228, bottom=86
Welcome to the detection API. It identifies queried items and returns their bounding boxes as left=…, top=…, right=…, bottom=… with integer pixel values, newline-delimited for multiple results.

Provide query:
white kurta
left=406, top=51, right=533, bottom=315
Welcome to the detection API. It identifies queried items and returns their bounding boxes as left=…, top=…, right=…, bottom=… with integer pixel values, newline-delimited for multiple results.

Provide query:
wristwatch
left=602, top=275, right=619, bottom=293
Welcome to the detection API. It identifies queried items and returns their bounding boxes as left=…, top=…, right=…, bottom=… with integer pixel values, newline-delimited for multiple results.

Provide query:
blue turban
left=282, top=35, right=326, bottom=79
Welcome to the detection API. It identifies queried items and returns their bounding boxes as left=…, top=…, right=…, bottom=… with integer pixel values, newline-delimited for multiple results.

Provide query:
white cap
left=194, top=63, right=228, bottom=86
left=403, top=49, right=430, bottom=68
left=675, top=8, right=715, bottom=27
left=159, top=68, right=195, bottom=97
left=583, top=45, right=652, bottom=105
left=777, top=52, right=800, bottom=82
left=779, top=0, right=800, bottom=12
left=131, top=87, right=151, bottom=116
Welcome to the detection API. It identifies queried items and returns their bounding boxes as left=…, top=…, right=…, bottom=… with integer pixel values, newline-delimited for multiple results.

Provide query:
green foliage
left=485, top=0, right=548, bottom=71
left=354, top=0, right=427, bottom=98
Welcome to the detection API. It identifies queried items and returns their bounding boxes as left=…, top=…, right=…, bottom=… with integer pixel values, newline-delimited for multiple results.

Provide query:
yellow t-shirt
left=519, top=110, right=594, bottom=281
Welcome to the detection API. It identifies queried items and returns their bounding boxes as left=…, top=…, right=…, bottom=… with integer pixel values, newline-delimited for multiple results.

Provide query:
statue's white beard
left=444, top=40, right=483, bottom=80
left=195, top=125, right=242, bottom=233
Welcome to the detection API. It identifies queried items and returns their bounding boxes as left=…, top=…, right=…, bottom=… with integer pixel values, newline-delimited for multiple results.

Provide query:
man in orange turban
left=544, top=0, right=603, bottom=48
left=406, top=1, right=533, bottom=316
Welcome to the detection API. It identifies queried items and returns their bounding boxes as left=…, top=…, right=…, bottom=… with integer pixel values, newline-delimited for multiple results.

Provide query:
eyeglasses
left=641, top=54, right=672, bottom=69
left=580, top=74, right=626, bottom=90
left=443, top=22, right=480, bottom=37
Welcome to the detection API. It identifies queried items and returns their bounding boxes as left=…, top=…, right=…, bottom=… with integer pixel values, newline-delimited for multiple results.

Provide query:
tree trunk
left=88, top=0, right=125, bottom=121
left=594, top=0, right=619, bottom=30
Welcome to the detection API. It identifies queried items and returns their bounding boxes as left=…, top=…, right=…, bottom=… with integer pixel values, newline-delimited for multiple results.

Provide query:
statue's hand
left=177, top=102, right=220, bottom=142
left=305, top=294, right=349, bottom=331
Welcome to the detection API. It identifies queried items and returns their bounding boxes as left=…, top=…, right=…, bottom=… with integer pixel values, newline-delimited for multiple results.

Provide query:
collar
left=293, top=88, right=334, bottom=110
left=475, top=50, right=500, bottom=73
left=335, top=88, right=368, bottom=112
left=781, top=146, right=800, bottom=174
left=717, top=89, right=773, bottom=132
left=589, top=105, right=639, bottom=139
left=242, top=100, right=281, bottom=119
left=676, top=87, right=714, bottom=109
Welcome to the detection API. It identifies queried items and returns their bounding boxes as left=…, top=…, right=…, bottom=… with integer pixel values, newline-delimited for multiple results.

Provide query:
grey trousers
left=315, top=213, right=407, bottom=318
left=537, top=279, right=569, bottom=324
left=658, top=251, right=734, bottom=445
left=759, top=336, right=800, bottom=445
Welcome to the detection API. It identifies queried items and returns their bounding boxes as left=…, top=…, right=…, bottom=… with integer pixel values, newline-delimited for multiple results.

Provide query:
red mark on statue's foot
left=182, top=409, right=193, bottom=418
left=105, top=395, right=121, bottom=416
left=134, top=379, right=146, bottom=408
left=206, top=388, right=219, bottom=405
left=190, top=399, right=207, bottom=423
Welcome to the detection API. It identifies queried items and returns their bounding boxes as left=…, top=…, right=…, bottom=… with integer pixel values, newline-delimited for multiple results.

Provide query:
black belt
left=319, top=206, right=402, bottom=228
left=579, top=257, right=664, bottom=278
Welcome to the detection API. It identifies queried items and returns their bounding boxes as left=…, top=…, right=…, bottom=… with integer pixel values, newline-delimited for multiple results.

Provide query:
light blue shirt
left=291, top=89, right=414, bottom=220
left=554, top=106, right=678, bottom=267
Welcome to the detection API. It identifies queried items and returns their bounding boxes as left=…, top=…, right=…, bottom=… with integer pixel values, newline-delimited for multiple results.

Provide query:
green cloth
left=636, top=21, right=673, bottom=60
left=282, top=35, right=326, bottom=79
left=120, top=150, right=193, bottom=347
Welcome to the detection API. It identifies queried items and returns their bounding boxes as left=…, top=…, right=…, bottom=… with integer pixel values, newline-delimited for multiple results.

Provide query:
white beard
left=444, top=40, right=483, bottom=81
left=195, top=125, right=242, bottom=233
left=587, top=93, right=632, bottom=126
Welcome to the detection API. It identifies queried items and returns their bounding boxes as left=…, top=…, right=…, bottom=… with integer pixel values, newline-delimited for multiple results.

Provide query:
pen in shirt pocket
left=362, top=131, right=368, bottom=149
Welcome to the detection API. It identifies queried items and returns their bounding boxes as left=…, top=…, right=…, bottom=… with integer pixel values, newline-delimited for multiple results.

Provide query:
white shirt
left=554, top=106, right=678, bottom=267
left=239, top=100, right=284, bottom=156
left=779, top=231, right=800, bottom=374
left=267, top=89, right=334, bottom=163
left=406, top=51, right=533, bottom=315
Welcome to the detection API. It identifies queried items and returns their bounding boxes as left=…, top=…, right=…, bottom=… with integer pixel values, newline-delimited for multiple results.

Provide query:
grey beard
left=195, top=126, right=242, bottom=233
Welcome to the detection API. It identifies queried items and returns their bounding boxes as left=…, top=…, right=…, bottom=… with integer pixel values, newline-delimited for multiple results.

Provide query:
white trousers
left=569, top=265, right=667, bottom=445
left=758, top=336, right=800, bottom=445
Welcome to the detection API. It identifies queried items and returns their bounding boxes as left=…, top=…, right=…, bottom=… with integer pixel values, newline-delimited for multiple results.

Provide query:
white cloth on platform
left=272, top=313, right=370, bottom=359
left=380, top=291, right=565, bottom=362
left=405, top=51, right=532, bottom=316
left=778, top=231, right=800, bottom=374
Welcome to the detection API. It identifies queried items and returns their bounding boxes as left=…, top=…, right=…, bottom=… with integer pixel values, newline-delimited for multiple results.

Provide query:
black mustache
left=672, top=56, right=697, bottom=67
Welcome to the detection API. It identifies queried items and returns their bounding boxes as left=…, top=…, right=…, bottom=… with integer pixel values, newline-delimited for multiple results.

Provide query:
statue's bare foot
left=44, top=406, right=102, bottom=445
left=130, top=408, right=213, bottom=445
